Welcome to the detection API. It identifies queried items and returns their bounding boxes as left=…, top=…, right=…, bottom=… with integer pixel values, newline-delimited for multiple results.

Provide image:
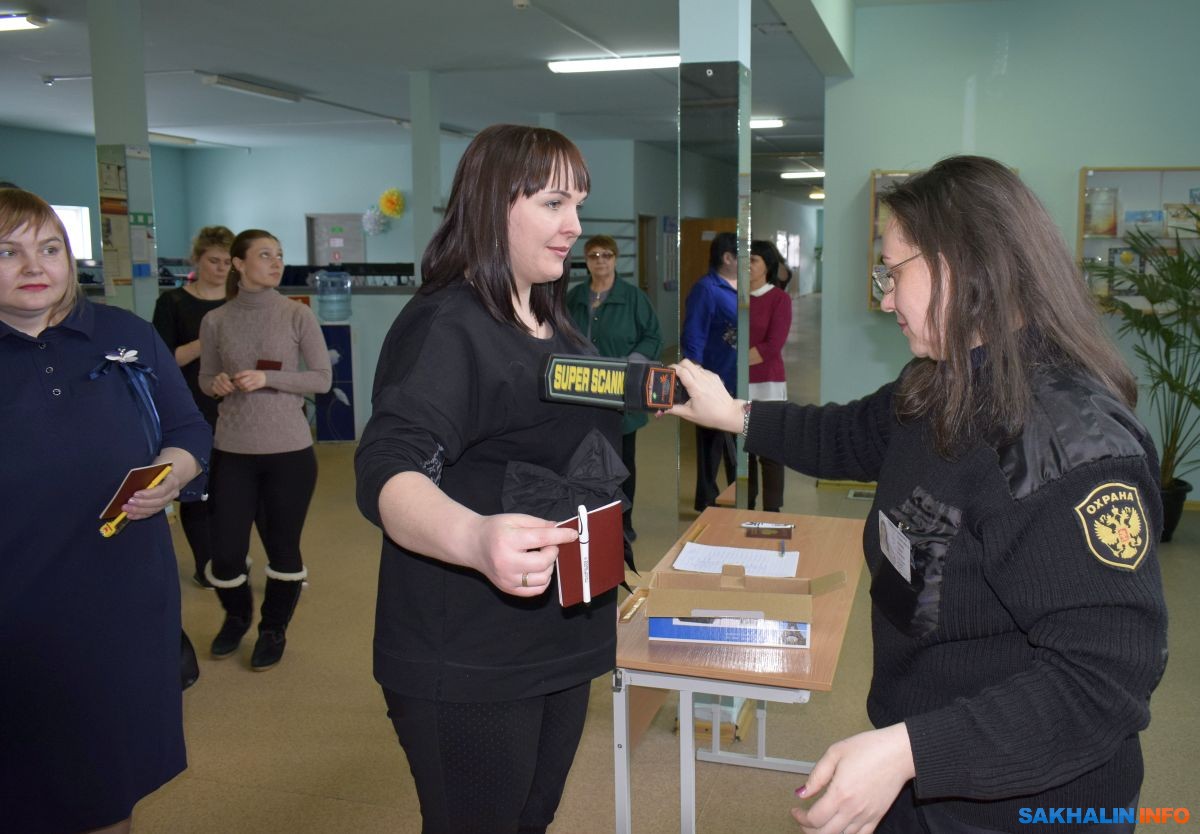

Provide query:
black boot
left=181, top=631, right=200, bottom=690
left=211, top=581, right=253, bottom=659
left=252, top=577, right=303, bottom=671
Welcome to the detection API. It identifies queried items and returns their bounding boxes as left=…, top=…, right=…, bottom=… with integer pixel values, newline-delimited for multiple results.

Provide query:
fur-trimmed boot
left=208, top=565, right=253, bottom=659
left=251, top=572, right=305, bottom=671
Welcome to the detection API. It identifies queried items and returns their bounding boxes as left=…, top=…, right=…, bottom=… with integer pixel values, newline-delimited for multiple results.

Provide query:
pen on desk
left=100, top=465, right=172, bottom=538
left=619, top=592, right=648, bottom=623
left=778, top=539, right=786, bottom=557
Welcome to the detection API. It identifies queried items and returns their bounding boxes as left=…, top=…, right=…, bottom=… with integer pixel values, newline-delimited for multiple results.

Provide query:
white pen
left=578, top=504, right=591, bottom=604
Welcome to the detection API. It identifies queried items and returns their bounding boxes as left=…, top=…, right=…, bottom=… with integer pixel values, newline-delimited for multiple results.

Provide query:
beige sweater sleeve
left=262, top=303, right=332, bottom=395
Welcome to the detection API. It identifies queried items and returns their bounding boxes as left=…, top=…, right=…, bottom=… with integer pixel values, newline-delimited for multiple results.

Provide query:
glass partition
left=677, top=60, right=751, bottom=519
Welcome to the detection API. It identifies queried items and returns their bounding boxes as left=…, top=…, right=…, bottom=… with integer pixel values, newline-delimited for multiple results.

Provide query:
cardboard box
left=646, top=564, right=845, bottom=649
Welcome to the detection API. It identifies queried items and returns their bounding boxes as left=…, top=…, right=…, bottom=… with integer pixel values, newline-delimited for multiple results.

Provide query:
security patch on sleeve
left=1073, top=481, right=1150, bottom=571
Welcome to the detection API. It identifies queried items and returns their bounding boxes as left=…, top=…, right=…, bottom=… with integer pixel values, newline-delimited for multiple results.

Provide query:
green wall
left=0, top=124, right=189, bottom=258
left=822, top=0, right=1200, bottom=470
left=180, top=137, right=640, bottom=266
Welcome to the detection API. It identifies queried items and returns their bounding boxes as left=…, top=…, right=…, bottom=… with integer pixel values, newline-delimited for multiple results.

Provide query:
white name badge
left=878, top=510, right=912, bottom=583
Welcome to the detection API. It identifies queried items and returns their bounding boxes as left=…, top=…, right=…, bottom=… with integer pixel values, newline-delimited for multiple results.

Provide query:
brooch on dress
left=90, top=346, right=161, bottom=456
left=104, top=347, right=141, bottom=364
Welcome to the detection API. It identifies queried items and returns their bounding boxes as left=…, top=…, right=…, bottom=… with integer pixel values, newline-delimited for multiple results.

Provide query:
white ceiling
left=1, top=0, right=833, bottom=193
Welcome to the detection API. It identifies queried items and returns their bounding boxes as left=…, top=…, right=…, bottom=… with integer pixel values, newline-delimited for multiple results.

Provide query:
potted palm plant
left=1091, top=206, right=1200, bottom=541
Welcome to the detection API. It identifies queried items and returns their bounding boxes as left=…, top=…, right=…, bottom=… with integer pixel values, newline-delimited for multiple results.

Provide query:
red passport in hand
left=555, top=499, right=624, bottom=607
left=98, top=463, right=173, bottom=520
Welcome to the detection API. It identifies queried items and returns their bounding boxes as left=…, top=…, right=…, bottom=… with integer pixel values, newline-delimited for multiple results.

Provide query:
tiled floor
left=139, top=293, right=1199, bottom=833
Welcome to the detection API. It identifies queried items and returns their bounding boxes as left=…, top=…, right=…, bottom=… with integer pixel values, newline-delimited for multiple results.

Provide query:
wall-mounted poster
left=96, top=144, right=131, bottom=294
left=1083, top=187, right=1118, bottom=236
left=1107, top=247, right=1143, bottom=296
left=1164, top=203, right=1200, bottom=238
left=1123, top=209, right=1163, bottom=237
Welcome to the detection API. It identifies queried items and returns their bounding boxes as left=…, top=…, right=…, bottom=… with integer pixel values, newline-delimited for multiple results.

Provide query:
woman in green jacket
left=566, top=234, right=662, bottom=542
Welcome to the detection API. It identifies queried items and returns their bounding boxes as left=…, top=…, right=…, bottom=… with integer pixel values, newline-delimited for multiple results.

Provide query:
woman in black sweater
left=153, top=225, right=233, bottom=587
left=670, top=156, right=1167, bottom=834
left=355, top=125, right=625, bottom=834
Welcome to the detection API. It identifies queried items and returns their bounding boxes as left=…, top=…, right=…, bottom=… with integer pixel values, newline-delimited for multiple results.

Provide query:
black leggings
left=179, top=491, right=270, bottom=577
left=383, top=683, right=591, bottom=834
left=694, top=425, right=736, bottom=511
left=178, top=499, right=213, bottom=576
left=747, top=453, right=785, bottom=511
left=208, top=447, right=317, bottom=580
left=621, top=431, right=637, bottom=528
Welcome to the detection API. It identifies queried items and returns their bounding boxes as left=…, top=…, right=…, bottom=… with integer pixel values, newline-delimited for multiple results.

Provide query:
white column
left=409, top=70, right=440, bottom=284
left=88, top=0, right=157, bottom=319
left=680, top=0, right=752, bottom=64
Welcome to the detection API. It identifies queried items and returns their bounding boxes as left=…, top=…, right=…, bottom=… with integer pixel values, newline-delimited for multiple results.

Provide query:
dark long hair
left=750, top=240, right=782, bottom=286
left=226, top=229, right=278, bottom=299
left=882, top=155, right=1137, bottom=456
left=421, top=124, right=590, bottom=344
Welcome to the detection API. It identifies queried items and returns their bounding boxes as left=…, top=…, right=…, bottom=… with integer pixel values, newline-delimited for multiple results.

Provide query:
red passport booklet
left=255, top=359, right=283, bottom=371
left=98, top=463, right=173, bottom=519
left=555, top=499, right=624, bottom=607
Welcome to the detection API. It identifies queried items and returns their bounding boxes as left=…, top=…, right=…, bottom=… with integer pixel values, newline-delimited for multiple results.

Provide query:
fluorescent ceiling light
left=42, top=74, right=91, bottom=86
left=199, top=73, right=300, bottom=103
left=547, top=55, right=680, bottom=73
left=0, top=13, right=46, bottom=31
left=750, top=118, right=784, bottom=130
left=780, top=170, right=826, bottom=180
left=148, top=132, right=197, bottom=146
left=809, top=188, right=826, bottom=200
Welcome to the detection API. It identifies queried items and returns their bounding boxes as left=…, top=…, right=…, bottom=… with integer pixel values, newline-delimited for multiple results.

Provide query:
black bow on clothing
left=501, top=427, right=637, bottom=576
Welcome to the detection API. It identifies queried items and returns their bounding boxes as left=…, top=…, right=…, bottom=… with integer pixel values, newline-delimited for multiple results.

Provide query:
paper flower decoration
left=362, top=205, right=390, bottom=236
left=379, top=188, right=405, bottom=218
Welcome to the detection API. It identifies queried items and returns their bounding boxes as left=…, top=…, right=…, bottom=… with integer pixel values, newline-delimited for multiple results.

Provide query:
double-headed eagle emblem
left=1074, top=482, right=1150, bottom=570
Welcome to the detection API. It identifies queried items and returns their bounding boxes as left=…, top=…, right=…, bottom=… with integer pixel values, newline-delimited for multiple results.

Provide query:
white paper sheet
left=671, top=542, right=799, bottom=578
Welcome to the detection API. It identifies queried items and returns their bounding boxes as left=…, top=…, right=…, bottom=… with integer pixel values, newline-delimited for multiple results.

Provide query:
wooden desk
left=613, top=508, right=865, bottom=834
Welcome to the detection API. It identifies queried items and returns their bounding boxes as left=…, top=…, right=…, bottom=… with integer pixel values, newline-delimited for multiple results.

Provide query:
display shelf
left=866, top=170, right=915, bottom=310
left=1077, top=167, right=1200, bottom=299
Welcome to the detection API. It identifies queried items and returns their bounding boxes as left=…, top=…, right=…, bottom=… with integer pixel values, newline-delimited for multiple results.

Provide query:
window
left=51, top=204, right=93, bottom=260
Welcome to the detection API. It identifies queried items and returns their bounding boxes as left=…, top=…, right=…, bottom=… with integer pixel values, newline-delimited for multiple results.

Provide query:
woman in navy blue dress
left=0, top=188, right=211, bottom=833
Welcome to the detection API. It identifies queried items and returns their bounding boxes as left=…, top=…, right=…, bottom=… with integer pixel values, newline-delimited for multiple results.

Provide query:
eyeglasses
left=871, top=252, right=922, bottom=296
left=586, top=251, right=615, bottom=261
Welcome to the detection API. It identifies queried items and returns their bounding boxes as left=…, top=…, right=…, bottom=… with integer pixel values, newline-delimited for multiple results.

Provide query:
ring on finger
left=521, top=572, right=529, bottom=588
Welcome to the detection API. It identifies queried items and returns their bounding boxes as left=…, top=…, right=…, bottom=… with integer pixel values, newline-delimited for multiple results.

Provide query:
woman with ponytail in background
left=199, top=229, right=331, bottom=671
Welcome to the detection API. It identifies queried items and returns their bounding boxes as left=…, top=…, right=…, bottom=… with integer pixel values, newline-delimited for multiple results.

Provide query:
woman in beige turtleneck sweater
left=198, top=229, right=331, bottom=671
